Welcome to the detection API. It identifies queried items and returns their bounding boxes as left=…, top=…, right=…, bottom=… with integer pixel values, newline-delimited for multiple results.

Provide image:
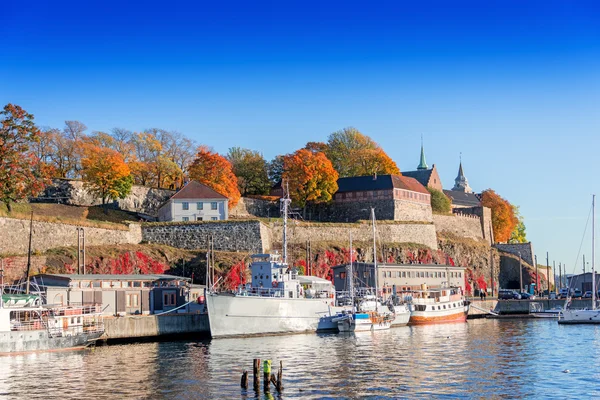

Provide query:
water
left=1, top=319, right=599, bottom=399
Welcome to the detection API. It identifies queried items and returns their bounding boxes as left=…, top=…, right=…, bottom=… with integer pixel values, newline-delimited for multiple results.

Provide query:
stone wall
left=142, top=220, right=269, bottom=253
left=433, top=213, right=484, bottom=241
left=35, top=179, right=175, bottom=216
left=230, top=197, right=279, bottom=219
left=305, top=199, right=432, bottom=223
left=449, top=206, right=494, bottom=245
left=495, top=242, right=535, bottom=266
left=272, top=221, right=438, bottom=250
left=0, top=217, right=142, bottom=255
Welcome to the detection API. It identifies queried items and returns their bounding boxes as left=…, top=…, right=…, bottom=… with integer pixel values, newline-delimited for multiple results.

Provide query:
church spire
left=417, top=136, right=428, bottom=170
left=452, top=153, right=473, bottom=193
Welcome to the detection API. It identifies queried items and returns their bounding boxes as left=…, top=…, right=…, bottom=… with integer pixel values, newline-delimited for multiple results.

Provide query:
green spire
left=417, top=137, right=428, bottom=170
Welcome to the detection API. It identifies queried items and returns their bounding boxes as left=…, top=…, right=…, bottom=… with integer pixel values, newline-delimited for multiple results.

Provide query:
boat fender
left=272, top=281, right=278, bottom=288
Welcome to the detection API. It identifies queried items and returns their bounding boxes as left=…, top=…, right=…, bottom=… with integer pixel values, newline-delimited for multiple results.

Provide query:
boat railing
left=49, top=304, right=103, bottom=316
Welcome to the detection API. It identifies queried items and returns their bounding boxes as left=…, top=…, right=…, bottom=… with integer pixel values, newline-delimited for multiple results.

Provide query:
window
left=211, top=202, right=218, bottom=210
left=182, top=202, right=189, bottom=210
left=340, top=272, right=347, bottom=279
left=182, top=217, right=189, bottom=222
left=126, top=294, right=131, bottom=307
left=132, top=295, right=139, bottom=307
left=197, top=202, right=203, bottom=210
left=402, top=272, right=406, bottom=278
left=211, top=217, right=218, bottom=221
left=163, top=292, right=176, bottom=306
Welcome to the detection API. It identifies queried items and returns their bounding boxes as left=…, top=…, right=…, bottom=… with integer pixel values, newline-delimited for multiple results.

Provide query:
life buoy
left=272, top=281, right=278, bottom=288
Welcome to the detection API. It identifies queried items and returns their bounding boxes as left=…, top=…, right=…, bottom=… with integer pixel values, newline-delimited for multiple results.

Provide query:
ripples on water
left=1, top=319, right=599, bottom=399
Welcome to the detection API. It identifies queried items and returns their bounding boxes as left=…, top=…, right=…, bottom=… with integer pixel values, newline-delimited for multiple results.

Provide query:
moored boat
left=0, top=293, right=104, bottom=354
left=407, top=286, right=469, bottom=325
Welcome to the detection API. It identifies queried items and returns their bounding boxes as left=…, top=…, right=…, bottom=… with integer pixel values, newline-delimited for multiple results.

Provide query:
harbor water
left=1, top=318, right=599, bottom=399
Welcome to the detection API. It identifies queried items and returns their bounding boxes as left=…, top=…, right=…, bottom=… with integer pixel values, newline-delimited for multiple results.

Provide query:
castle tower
left=417, top=137, right=428, bottom=170
left=452, top=156, right=473, bottom=193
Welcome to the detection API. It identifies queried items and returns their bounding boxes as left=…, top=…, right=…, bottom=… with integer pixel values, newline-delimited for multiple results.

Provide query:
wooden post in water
left=253, top=358, right=260, bottom=392
left=240, top=370, right=248, bottom=389
left=263, top=360, right=271, bottom=392
left=276, top=360, right=284, bottom=392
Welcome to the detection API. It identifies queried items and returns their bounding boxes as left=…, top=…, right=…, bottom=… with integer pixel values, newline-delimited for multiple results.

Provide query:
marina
left=0, top=318, right=598, bottom=399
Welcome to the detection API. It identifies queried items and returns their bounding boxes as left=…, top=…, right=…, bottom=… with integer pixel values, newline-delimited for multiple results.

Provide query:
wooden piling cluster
left=241, top=358, right=283, bottom=394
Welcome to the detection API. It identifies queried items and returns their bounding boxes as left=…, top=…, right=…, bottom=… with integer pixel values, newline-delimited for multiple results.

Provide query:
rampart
left=433, top=213, right=484, bottom=242
left=0, top=217, right=142, bottom=255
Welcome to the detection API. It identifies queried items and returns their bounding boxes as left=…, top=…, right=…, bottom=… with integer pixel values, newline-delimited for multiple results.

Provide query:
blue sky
left=1, top=1, right=599, bottom=272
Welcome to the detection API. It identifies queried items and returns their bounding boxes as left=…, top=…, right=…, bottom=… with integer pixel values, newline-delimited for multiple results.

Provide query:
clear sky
left=1, top=0, right=599, bottom=272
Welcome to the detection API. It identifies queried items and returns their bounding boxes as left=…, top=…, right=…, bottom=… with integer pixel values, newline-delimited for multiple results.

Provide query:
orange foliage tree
left=188, top=146, right=241, bottom=208
left=282, top=149, right=339, bottom=216
left=81, top=145, right=133, bottom=205
left=481, top=189, right=518, bottom=243
left=0, top=104, right=51, bottom=211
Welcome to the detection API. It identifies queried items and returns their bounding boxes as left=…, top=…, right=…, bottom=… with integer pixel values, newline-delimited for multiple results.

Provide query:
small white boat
left=559, top=195, right=600, bottom=325
left=531, top=309, right=563, bottom=318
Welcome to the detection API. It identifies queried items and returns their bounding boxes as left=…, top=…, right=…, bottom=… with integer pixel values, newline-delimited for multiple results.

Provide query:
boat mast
left=593, top=194, right=596, bottom=311
left=349, top=232, right=354, bottom=306
left=281, top=181, right=291, bottom=265
left=372, top=207, right=378, bottom=311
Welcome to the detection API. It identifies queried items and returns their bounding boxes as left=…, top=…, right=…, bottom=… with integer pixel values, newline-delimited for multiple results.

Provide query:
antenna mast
left=372, top=207, right=378, bottom=311
left=593, top=195, right=596, bottom=310
left=281, top=181, right=291, bottom=265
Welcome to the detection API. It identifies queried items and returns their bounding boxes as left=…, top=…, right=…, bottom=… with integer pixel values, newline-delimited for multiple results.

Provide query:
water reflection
left=1, top=320, right=600, bottom=399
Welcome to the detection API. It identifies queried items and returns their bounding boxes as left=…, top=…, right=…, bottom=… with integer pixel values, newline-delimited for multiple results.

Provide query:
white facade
left=158, top=198, right=228, bottom=222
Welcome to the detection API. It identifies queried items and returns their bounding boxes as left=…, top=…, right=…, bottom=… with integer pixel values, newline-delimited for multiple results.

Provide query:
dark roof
left=170, top=180, right=227, bottom=200
left=336, top=175, right=429, bottom=194
left=33, top=274, right=191, bottom=282
left=402, top=169, right=433, bottom=188
left=443, top=190, right=481, bottom=207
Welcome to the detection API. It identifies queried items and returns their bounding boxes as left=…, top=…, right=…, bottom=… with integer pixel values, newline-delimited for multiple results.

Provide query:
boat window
left=254, top=276, right=258, bottom=279
left=340, top=272, right=346, bottom=279
left=266, top=275, right=269, bottom=279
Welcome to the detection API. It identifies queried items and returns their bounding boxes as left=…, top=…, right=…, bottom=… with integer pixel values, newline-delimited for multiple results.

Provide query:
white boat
left=407, top=286, right=470, bottom=325
left=0, top=293, right=104, bottom=354
left=559, top=195, right=600, bottom=325
left=529, top=303, right=562, bottom=318
left=205, top=187, right=342, bottom=338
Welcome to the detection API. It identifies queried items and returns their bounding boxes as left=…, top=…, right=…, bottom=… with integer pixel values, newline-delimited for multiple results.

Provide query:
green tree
left=267, top=155, right=285, bottom=185
left=227, top=147, right=271, bottom=195
left=0, top=104, right=50, bottom=211
left=509, top=205, right=527, bottom=243
left=427, top=187, right=451, bottom=213
left=325, top=127, right=399, bottom=177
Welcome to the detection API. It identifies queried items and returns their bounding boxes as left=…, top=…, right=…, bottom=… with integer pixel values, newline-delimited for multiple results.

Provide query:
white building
left=158, top=180, right=229, bottom=222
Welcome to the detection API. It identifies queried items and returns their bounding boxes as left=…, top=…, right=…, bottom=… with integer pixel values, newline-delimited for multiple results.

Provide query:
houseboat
left=0, top=293, right=104, bottom=354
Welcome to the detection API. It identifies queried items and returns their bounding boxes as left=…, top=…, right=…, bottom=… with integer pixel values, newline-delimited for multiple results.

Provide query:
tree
left=81, top=145, right=133, bottom=205
left=304, top=141, right=328, bottom=154
left=282, top=149, right=338, bottom=216
left=428, top=187, right=451, bottom=213
left=267, top=155, right=285, bottom=185
left=509, top=205, right=527, bottom=243
left=0, top=104, right=50, bottom=211
left=481, top=189, right=518, bottom=243
left=188, top=146, right=241, bottom=208
left=227, top=147, right=271, bottom=195
left=325, top=127, right=399, bottom=177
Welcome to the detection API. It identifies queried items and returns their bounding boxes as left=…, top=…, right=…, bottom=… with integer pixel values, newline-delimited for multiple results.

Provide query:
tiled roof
left=170, top=180, right=227, bottom=200
left=336, top=175, right=429, bottom=194
left=402, top=169, right=433, bottom=188
left=443, top=190, right=481, bottom=207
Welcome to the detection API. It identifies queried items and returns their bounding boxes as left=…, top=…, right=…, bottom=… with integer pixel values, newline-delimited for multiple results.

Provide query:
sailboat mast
left=349, top=232, right=354, bottom=305
left=592, top=194, right=596, bottom=310
left=372, top=207, right=378, bottom=310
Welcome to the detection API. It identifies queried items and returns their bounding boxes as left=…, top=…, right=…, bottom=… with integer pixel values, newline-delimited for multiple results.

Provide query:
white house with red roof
left=158, top=181, right=229, bottom=222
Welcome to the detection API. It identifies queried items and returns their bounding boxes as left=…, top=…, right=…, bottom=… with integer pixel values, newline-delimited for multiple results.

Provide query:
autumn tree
left=0, top=104, right=50, bottom=211
left=227, top=147, right=271, bottom=195
left=81, top=145, right=133, bottom=205
left=304, top=141, right=328, bottom=154
left=282, top=149, right=339, bottom=216
left=481, top=189, right=518, bottom=243
left=325, top=127, right=399, bottom=177
left=188, top=146, right=241, bottom=208
left=428, top=187, right=451, bottom=213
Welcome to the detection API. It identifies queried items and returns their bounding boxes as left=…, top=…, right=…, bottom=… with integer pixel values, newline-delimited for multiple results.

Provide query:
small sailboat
left=559, top=194, right=600, bottom=324
left=333, top=209, right=398, bottom=332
